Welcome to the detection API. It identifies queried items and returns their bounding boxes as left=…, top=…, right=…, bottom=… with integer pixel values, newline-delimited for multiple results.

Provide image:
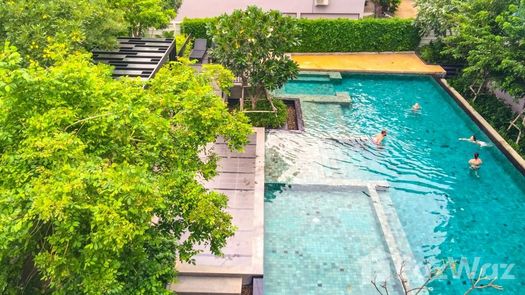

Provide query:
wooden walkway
left=172, top=128, right=264, bottom=293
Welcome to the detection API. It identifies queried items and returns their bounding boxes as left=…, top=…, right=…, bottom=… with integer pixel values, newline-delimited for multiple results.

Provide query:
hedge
left=295, top=18, right=419, bottom=52
left=181, top=17, right=420, bottom=52
left=180, top=17, right=216, bottom=41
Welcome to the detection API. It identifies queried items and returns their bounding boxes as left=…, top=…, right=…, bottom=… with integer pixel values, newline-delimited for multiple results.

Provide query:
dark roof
left=92, top=37, right=176, bottom=81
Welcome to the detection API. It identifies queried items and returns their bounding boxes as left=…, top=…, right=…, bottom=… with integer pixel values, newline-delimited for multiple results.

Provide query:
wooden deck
left=173, top=128, right=264, bottom=290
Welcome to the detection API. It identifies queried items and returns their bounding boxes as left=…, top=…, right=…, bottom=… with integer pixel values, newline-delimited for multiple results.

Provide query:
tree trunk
left=250, top=87, right=257, bottom=110
left=507, top=108, right=525, bottom=144
left=469, top=79, right=486, bottom=102
left=373, top=1, right=384, bottom=17
left=240, top=76, right=247, bottom=111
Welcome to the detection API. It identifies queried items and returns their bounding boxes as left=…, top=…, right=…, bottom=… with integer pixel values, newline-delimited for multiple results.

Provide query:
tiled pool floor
left=265, top=185, right=403, bottom=295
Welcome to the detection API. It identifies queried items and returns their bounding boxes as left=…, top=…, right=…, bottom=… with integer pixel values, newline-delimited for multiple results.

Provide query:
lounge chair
left=189, top=38, right=208, bottom=62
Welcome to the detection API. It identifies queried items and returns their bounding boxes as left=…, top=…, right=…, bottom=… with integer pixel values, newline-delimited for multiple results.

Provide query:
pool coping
left=438, top=79, right=525, bottom=175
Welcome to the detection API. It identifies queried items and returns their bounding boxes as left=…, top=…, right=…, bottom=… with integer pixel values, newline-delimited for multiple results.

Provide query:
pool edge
left=437, top=78, right=525, bottom=175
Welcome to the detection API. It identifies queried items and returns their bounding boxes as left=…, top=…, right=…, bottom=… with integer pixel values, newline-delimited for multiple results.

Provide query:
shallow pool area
left=265, top=184, right=402, bottom=295
left=264, top=74, right=525, bottom=294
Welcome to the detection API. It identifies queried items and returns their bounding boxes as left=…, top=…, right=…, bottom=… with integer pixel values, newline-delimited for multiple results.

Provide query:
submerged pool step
left=293, top=75, right=331, bottom=82
left=275, top=91, right=351, bottom=105
left=294, top=71, right=342, bottom=83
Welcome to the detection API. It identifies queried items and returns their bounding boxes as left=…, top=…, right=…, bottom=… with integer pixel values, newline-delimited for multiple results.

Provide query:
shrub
left=418, top=40, right=464, bottom=64
left=181, top=17, right=420, bottom=52
left=181, top=17, right=216, bottom=41
left=243, top=99, right=288, bottom=128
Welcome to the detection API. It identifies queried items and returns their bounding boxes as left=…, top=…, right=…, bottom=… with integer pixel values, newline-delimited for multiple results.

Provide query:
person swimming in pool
left=412, top=102, right=421, bottom=111
left=469, top=152, right=483, bottom=170
left=459, top=135, right=492, bottom=147
left=372, top=130, right=387, bottom=145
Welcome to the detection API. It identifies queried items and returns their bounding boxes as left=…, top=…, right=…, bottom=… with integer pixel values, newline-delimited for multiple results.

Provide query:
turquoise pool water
left=265, top=74, right=525, bottom=294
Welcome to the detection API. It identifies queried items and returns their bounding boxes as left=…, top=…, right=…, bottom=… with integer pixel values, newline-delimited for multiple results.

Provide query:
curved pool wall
left=264, top=74, right=525, bottom=294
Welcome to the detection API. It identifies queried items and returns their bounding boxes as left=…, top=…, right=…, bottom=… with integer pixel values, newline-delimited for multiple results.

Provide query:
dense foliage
left=182, top=17, right=420, bottom=52
left=242, top=99, right=288, bottom=129
left=294, top=18, right=420, bottom=52
left=112, top=0, right=176, bottom=37
left=0, top=0, right=179, bottom=62
left=208, top=6, right=300, bottom=108
left=418, top=40, right=464, bottom=64
left=417, top=0, right=525, bottom=98
left=372, top=0, right=402, bottom=15
left=0, top=43, right=251, bottom=294
left=181, top=17, right=217, bottom=41
left=0, top=0, right=124, bottom=62
left=415, top=0, right=455, bottom=36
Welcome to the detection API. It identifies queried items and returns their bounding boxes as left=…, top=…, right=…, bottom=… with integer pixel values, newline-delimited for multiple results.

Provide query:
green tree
left=372, top=0, right=402, bottom=16
left=415, top=0, right=456, bottom=36
left=0, top=43, right=251, bottom=294
left=0, top=0, right=124, bottom=62
left=112, top=0, right=176, bottom=37
left=417, top=0, right=525, bottom=98
left=208, top=6, right=300, bottom=110
left=443, top=0, right=525, bottom=99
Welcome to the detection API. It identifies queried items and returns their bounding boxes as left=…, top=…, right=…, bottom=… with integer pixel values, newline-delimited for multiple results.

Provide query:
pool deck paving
left=291, top=52, right=446, bottom=76
left=170, top=128, right=264, bottom=294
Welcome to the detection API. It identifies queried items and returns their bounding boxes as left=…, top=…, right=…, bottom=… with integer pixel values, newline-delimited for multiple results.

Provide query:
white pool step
left=168, top=275, right=242, bottom=295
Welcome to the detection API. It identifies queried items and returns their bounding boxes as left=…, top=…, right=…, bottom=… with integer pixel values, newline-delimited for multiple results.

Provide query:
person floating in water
left=469, top=152, right=483, bottom=170
left=412, top=102, right=421, bottom=111
left=372, top=130, right=387, bottom=145
left=459, top=134, right=492, bottom=147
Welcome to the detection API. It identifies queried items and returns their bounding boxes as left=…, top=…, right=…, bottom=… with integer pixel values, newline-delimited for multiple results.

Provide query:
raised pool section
left=273, top=71, right=351, bottom=105
left=265, top=74, right=525, bottom=294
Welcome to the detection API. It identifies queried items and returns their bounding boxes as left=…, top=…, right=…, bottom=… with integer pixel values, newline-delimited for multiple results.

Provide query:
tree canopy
left=0, top=43, right=251, bottom=294
left=111, top=0, right=176, bottom=37
left=416, top=0, right=525, bottom=98
left=0, top=0, right=124, bottom=62
left=208, top=6, right=300, bottom=109
left=0, top=0, right=179, bottom=62
left=414, top=0, right=456, bottom=36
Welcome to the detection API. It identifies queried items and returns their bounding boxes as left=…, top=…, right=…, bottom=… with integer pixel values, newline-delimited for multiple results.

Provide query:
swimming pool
left=264, top=74, right=525, bottom=294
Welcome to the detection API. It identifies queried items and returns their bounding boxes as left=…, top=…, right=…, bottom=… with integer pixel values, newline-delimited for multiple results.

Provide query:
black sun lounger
left=189, top=38, right=208, bottom=62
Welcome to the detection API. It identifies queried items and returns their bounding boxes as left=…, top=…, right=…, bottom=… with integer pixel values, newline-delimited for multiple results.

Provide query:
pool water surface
left=264, top=74, right=525, bottom=294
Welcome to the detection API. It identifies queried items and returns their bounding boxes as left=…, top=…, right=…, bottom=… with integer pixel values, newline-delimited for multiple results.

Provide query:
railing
left=441, top=64, right=464, bottom=78
left=176, top=34, right=192, bottom=58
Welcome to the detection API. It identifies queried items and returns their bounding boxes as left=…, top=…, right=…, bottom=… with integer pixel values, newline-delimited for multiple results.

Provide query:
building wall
left=174, top=0, right=366, bottom=21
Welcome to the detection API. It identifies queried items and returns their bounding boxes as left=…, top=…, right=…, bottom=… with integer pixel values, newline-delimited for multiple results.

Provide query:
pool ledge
left=273, top=91, right=351, bottom=105
left=439, top=79, right=525, bottom=175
